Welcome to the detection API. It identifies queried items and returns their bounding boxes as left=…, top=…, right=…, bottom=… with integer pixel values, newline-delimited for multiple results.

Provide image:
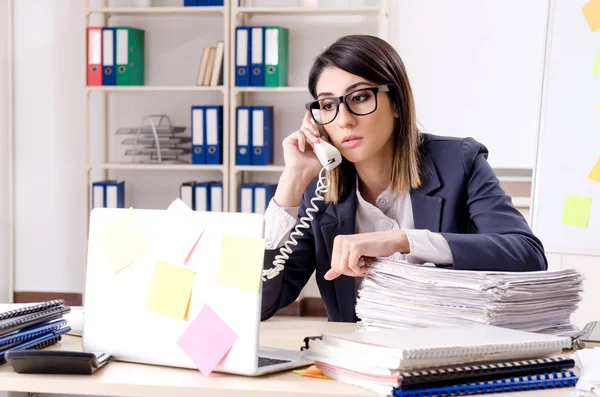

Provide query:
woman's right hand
left=281, top=111, right=323, bottom=178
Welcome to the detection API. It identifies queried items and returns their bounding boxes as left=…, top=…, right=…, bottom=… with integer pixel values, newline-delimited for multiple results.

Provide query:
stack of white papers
left=355, top=259, right=584, bottom=337
left=575, top=347, right=600, bottom=396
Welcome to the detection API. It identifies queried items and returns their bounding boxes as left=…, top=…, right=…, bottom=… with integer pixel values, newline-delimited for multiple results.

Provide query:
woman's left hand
left=325, top=230, right=410, bottom=280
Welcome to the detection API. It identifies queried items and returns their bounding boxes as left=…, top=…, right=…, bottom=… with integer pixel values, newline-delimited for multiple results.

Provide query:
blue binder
left=250, top=26, right=265, bottom=86
left=92, top=181, right=105, bottom=209
left=180, top=181, right=196, bottom=210
left=235, top=27, right=251, bottom=86
left=240, top=183, right=254, bottom=213
left=92, top=180, right=124, bottom=208
left=209, top=182, right=223, bottom=212
left=204, top=106, right=223, bottom=165
left=236, top=106, right=252, bottom=165
left=392, top=371, right=578, bottom=397
left=253, top=183, right=277, bottom=215
left=101, top=28, right=116, bottom=86
left=251, top=106, right=274, bottom=165
left=184, top=0, right=197, bottom=5
left=210, top=0, right=224, bottom=4
left=193, top=182, right=211, bottom=212
left=191, top=106, right=206, bottom=164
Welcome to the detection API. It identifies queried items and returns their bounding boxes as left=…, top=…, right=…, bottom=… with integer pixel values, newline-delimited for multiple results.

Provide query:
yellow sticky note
left=582, top=0, right=600, bottom=32
left=146, top=261, right=195, bottom=320
left=215, top=233, right=265, bottom=293
left=102, top=209, right=148, bottom=274
left=593, top=51, right=600, bottom=75
left=590, top=158, right=600, bottom=182
left=562, top=195, right=592, bottom=228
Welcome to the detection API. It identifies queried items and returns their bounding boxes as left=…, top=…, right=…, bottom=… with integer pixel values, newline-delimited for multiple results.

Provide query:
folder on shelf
left=240, top=184, right=254, bottom=213
left=91, top=180, right=124, bottom=209
left=264, top=26, right=289, bottom=87
left=235, top=27, right=251, bottom=86
left=197, top=0, right=211, bottom=5
left=115, top=27, right=145, bottom=86
left=196, top=47, right=211, bottom=86
left=194, top=182, right=211, bottom=211
left=210, top=41, right=225, bottom=86
left=180, top=181, right=195, bottom=210
left=204, top=106, right=223, bottom=164
left=203, top=47, right=216, bottom=86
left=253, top=183, right=277, bottom=215
left=92, top=182, right=105, bottom=209
left=252, top=106, right=274, bottom=165
left=102, top=28, right=116, bottom=86
left=191, top=106, right=206, bottom=164
left=184, top=0, right=197, bottom=5
left=236, top=106, right=252, bottom=165
left=250, top=26, right=265, bottom=86
left=210, top=0, right=224, bottom=5
left=210, top=182, right=223, bottom=212
left=87, top=27, right=102, bottom=86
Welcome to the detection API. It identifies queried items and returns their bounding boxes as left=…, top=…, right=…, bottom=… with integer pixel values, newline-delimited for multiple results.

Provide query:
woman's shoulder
left=420, top=133, right=490, bottom=174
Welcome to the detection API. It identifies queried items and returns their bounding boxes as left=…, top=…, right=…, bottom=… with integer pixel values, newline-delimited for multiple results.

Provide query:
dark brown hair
left=308, top=35, right=422, bottom=203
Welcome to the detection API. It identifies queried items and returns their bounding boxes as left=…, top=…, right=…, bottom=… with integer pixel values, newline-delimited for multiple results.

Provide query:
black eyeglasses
left=305, top=84, right=393, bottom=126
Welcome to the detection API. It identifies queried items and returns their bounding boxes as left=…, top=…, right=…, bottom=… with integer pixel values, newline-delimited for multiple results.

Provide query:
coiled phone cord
left=262, top=166, right=330, bottom=281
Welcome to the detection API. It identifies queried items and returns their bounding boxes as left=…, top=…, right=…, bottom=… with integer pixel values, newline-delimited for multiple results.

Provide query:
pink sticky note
left=177, top=305, right=238, bottom=376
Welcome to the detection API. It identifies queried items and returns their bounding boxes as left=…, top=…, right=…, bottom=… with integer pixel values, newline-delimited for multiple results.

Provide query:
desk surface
left=0, top=318, right=576, bottom=397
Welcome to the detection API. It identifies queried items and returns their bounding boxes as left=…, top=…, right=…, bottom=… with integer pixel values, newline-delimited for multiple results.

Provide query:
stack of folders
left=0, top=300, right=71, bottom=365
left=355, top=259, right=584, bottom=338
left=184, top=0, right=224, bottom=5
left=191, top=106, right=224, bottom=165
left=180, top=181, right=223, bottom=212
left=196, top=41, right=224, bottom=87
left=240, top=183, right=277, bottom=215
left=92, top=180, right=125, bottom=209
left=235, top=26, right=289, bottom=87
left=87, top=27, right=144, bottom=86
left=236, top=106, right=274, bottom=165
left=303, top=325, right=577, bottom=396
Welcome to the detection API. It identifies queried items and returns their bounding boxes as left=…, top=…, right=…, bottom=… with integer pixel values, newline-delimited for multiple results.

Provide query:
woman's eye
left=321, top=102, right=335, bottom=111
left=351, top=93, right=371, bottom=103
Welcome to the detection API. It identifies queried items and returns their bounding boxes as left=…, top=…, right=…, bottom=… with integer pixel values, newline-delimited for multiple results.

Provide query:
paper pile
left=576, top=347, right=600, bottom=396
left=356, top=259, right=584, bottom=337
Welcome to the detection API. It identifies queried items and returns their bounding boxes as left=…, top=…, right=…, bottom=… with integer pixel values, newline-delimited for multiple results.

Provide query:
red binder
left=87, top=27, right=102, bottom=86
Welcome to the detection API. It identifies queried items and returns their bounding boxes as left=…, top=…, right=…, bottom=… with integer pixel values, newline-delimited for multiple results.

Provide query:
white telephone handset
left=262, top=137, right=342, bottom=281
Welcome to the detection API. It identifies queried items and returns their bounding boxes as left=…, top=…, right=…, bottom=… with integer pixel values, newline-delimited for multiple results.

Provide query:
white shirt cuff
left=263, top=198, right=299, bottom=250
left=404, top=229, right=454, bottom=265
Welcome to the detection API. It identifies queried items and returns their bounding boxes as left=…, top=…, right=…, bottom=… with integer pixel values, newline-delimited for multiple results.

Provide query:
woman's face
left=315, top=66, right=397, bottom=165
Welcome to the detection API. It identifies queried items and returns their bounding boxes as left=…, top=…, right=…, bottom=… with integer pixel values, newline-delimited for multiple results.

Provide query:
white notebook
left=305, top=324, right=572, bottom=370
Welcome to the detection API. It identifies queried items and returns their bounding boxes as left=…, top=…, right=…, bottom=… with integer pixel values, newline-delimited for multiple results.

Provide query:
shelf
left=86, top=7, right=225, bottom=16
left=91, top=164, right=225, bottom=172
left=234, top=165, right=285, bottom=173
left=234, top=86, right=308, bottom=94
left=86, top=86, right=224, bottom=93
left=235, top=7, right=380, bottom=15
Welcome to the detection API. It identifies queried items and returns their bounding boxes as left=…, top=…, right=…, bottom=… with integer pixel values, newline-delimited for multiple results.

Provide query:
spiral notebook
left=0, top=335, right=65, bottom=365
left=392, top=370, right=578, bottom=397
left=0, top=302, right=71, bottom=337
left=0, top=300, right=65, bottom=321
left=0, top=319, right=69, bottom=351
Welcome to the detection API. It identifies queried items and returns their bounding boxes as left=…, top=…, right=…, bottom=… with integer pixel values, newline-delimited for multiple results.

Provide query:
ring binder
left=0, top=299, right=64, bottom=321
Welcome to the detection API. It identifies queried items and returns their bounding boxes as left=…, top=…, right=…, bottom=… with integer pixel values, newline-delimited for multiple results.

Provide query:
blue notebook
left=0, top=319, right=69, bottom=351
left=392, top=371, right=578, bottom=397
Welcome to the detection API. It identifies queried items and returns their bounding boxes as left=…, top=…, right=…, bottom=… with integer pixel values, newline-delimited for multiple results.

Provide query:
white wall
left=13, top=0, right=86, bottom=293
left=0, top=0, right=11, bottom=303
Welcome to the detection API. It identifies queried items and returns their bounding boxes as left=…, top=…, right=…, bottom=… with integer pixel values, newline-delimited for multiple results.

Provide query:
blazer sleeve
left=261, top=179, right=319, bottom=321
left=440, top=138, right=548, bottom=272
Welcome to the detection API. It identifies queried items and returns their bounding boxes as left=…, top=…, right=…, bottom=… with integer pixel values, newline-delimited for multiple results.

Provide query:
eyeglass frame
left=304, top=84, right=393, bottom=126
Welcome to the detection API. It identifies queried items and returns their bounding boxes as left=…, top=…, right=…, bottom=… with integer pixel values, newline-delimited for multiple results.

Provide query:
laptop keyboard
left=258, top=356, right=292, bottom=367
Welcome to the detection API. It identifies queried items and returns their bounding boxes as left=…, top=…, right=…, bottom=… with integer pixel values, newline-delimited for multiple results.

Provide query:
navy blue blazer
left=261, top=134, right=547, bottom=322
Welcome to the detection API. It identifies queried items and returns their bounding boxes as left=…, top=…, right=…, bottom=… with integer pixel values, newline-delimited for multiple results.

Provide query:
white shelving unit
left=228, top=0, right=390, bottom=212
left=83, top=0, right=231, bottom=261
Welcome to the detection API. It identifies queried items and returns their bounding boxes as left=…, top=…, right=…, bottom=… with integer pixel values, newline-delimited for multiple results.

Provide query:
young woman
left=260, top=35, right=546, bottom=322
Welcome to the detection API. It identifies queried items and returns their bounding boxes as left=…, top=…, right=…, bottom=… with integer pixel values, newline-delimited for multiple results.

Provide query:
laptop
left=82, top=206, right=311, bottom=376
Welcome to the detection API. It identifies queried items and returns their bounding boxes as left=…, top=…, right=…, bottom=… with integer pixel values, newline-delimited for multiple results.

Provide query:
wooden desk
left=0, top=318, right=576, bottom=397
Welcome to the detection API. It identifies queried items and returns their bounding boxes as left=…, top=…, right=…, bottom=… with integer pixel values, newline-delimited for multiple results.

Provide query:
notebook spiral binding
left=1, top=306, right=67, bottom=331
left=0, top=336, right=63, bottom=365
left=393, top=371, right=578, bottom=397
left=0, top=300, right=64, bottom=321
left=403, top=339, right=570, bottom=360
left=0, top=321, right=67, bottom=348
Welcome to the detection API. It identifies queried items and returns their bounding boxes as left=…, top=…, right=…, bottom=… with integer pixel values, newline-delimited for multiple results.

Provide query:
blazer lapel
left=410, top=150, right=443, bottom=232
left=321, top=184, right=358, bottom=321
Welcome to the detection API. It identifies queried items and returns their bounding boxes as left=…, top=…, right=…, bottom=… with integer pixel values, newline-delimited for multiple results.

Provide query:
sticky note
left=215, top=233, right=266, bottom=293
left=102, top=209, right=148, bottom=274
left=590, top=158, right=600, bottom=182
left=293, top=365, right=333, bottom=380
left=582, top=0, right=600, bottom=32
left=177, top=305, right=238, bottom=376
left=562, top=195, right=592, bottom=228
left=593, top=51, right=600, bottom=75
left=153, top=199, right=205, bottom=266
left=146, top=261, right=195, bottom=320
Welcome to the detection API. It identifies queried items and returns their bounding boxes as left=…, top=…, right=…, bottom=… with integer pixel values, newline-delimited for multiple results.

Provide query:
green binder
left=115, top=27, right=145, bottom=86
left=264, top=26, right=289, bottom=87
